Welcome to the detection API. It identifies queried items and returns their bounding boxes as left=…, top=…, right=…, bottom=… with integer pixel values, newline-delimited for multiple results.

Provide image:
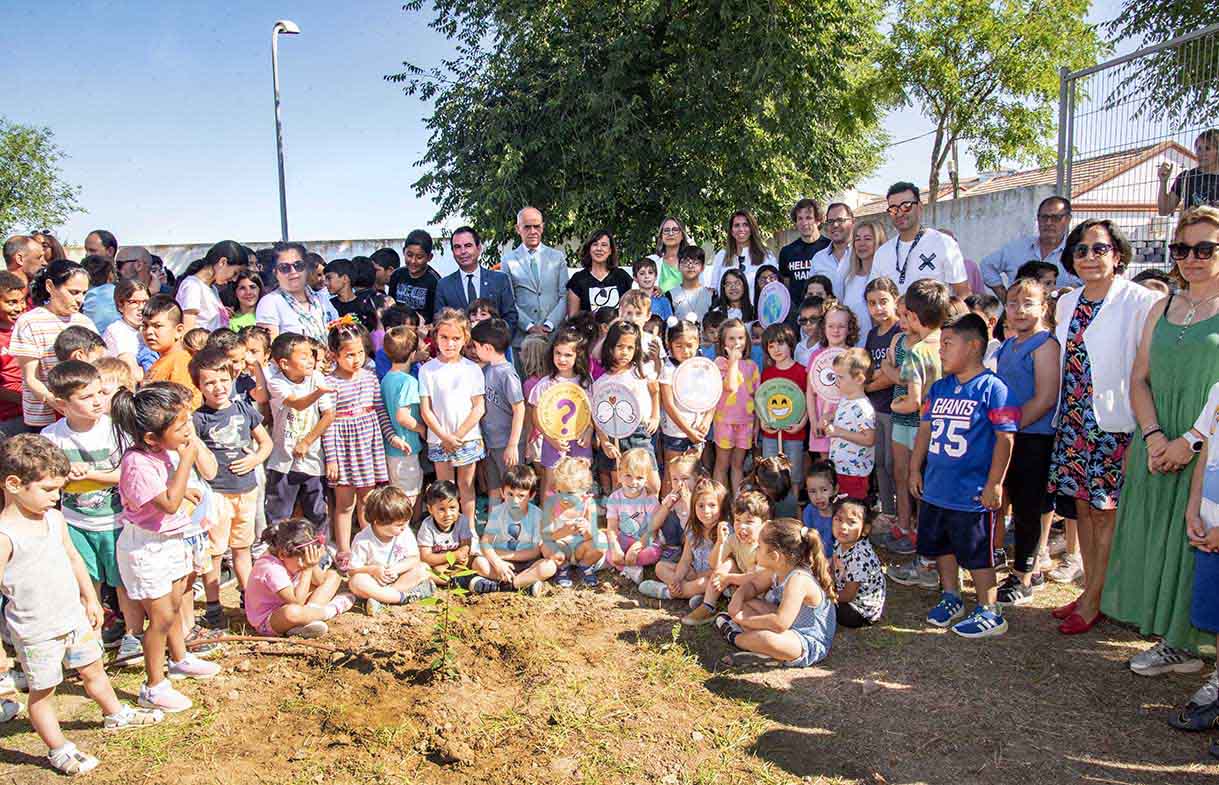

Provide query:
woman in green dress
left=1105, top=206, right=1219, bottom=674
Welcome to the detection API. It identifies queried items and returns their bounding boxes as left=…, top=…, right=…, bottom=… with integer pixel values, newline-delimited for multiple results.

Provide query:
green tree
left=389, top=0, right=891, bottom=259
left=885, top=0, right=1105, bottom=203
left=0, top=118, right=81, bottom=238
left=1106, top=2, right=1219, bottom=121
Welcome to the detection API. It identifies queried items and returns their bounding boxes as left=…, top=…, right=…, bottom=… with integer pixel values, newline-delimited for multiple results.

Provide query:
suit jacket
left=434, top=267, right=519, bottom=334
left=502, top=243, right=569, bottom=343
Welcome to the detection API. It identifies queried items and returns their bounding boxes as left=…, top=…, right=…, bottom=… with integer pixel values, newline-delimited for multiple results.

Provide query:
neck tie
left=466, top=273, right=476, bottom=304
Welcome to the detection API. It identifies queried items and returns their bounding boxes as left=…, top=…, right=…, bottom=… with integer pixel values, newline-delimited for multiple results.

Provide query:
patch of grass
left=103, top=707, right=217, bottom=768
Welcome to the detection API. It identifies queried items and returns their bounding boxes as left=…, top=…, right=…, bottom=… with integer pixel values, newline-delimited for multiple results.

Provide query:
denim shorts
left=427, top=439, right=486, bottom=467
left=660, top=433, right=694, bottom=453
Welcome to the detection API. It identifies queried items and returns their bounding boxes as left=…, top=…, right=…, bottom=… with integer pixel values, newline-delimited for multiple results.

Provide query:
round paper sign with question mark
left=536, top=382, right=592, bottom=442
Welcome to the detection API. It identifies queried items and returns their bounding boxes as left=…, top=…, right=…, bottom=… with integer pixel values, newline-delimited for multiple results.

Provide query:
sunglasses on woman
left=1168, top=241, right=1217, bottom=261
left=1071, top=242, right=1114, bottom=259
left=277, top=260, right=307, bottom=274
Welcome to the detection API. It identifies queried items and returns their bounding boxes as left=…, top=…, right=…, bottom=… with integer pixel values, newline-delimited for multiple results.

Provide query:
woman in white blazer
left=1045, top=220, right=1163, bottom=635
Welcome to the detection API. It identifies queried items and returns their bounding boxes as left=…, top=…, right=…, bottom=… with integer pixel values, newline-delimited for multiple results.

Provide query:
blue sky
left=3, top=0, right=1126, bottom=246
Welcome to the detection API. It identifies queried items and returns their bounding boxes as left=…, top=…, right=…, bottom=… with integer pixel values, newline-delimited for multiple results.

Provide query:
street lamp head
left=273, top=19, right=301, bottom=35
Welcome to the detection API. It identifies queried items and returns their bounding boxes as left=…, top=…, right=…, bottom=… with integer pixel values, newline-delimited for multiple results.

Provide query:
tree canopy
left=0, top=118, right=81, bottom=238
left=389, top=0, right=891, bottom=259
left=885, top=0, right=1105, bottom=202
left=1106, top=2, right=1219, bottom=122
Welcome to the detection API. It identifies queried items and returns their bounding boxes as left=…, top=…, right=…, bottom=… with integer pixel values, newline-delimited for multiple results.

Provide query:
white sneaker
left=0, top=698, right=19, bottom=722
left=1035, top=547, right=1054, bottom=572
left=1129, top=640, right=1204, bottom=677
left=0, top=668, right=27, bottom=694
left=1048, top=553, right=1084, bottom=584
left=622, top=566, right=644, bottom=585
left=1188, top=669, right=1218, bottom=707
left=638, top=580, right=672, bottom=600
left=287, top=620, right=328, bottom=638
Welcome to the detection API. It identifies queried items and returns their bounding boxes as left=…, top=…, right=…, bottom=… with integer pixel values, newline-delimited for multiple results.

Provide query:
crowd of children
left=3, top=203, right=1219, bottom=773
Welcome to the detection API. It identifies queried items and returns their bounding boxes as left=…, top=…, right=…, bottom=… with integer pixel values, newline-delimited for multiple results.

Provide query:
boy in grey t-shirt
left=470, top=319, right=525, bottom=505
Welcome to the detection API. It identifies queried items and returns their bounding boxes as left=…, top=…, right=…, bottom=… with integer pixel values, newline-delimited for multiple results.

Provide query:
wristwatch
left=1185, top=429, right=1205, bottom=453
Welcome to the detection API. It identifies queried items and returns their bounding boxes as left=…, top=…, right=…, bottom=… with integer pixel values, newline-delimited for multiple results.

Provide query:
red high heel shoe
left=1058, top=610, right=1104, bottom=635
left=1051, top=599, right=1078, bottom=620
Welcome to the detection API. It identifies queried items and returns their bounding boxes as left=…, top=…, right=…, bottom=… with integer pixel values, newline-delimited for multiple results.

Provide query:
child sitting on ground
left=715, top=517, right=837, bottom=668
left=246, top=519, right=354, bottom=639
left=0, top=435, right=164, bottom=776
left=347, top=486, right=433, bottom=615
left=685, top=490, right=768, bottom=626
left=911, top=313, right=1017, bottom=639
left=641, top=478, right=727, bottom=600
left=831, top=497, right=886, bottom=628
left=604, top=448, right=661, bottom=585
left=471, top=464, right=556, bottom=595
left=541, top=457, right=604, bottom=588
left=417, top=480, right=478, bottom=587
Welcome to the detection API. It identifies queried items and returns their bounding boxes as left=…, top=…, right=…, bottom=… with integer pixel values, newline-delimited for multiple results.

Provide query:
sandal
left=49, top=742, right=99, bottom=776
left=1168, top=698, right=1219, bottom=732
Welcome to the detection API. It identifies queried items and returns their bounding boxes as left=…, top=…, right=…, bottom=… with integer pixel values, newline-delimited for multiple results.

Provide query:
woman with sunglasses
left=254, top=242, right=337, bottom=343
left=647, top=217, right=693, bottom=295
left=1044, top=219, right=1163, bottom=636
left=1104, top=206, right=1219, bottom=680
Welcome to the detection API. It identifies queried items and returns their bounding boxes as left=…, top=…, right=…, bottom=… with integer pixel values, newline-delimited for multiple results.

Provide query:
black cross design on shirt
left=918, top=253, right=937, bottom=271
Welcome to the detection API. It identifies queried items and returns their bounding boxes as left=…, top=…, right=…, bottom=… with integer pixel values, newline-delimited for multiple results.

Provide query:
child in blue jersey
left=994, top=278, right=1060, bottom=605
left=910, top=313, right=1018, bottom=639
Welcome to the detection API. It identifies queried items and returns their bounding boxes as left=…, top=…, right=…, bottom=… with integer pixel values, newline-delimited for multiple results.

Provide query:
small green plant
left=419, top=551, right=477, bottom=678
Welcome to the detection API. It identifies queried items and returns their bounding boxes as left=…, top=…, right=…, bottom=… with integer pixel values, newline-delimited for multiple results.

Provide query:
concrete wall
left=773, top=183, right=1057, bottom=263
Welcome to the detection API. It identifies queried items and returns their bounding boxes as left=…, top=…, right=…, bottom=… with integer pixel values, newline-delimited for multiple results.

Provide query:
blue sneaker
left=886, top=531, right=917, bottom=555
left=926, top=592, right=966, bottom=627
left=952, top=604, right=1008, bottom=638
left=576, top=565, right=598, bottom=587
left=554, top=566, right=573, bottom=589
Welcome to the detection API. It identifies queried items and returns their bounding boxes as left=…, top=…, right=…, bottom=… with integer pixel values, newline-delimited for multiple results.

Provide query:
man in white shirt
left=809, top=202, right=854, bottom=297
left=980, top=195, right=1079, bottom=300
left=867, top=182, right=970, bottom=298
left=502, top=206, right=569, bottom=347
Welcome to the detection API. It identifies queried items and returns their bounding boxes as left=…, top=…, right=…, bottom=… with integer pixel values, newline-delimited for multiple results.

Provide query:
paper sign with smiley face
left=754, top=378, right=806, bottom=431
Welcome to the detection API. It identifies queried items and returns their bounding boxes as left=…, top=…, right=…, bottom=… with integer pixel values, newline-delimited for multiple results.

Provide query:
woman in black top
left=566, top=229, right=634, bottom=314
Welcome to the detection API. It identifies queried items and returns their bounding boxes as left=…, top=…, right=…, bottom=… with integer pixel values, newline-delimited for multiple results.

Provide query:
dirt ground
left=1, top=570, right=1216, bottom=785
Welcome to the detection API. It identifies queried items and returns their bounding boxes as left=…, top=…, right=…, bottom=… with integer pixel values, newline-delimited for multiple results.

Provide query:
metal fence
left=1056, top=24, right=1219, bottom=274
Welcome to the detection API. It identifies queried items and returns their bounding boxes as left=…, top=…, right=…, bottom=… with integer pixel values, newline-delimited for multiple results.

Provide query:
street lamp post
left=271, top=19, right=301, bottom=242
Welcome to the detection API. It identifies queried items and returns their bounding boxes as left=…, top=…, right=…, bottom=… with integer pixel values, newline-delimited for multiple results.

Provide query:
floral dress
left=1046, top=295, right=1130, bottom=510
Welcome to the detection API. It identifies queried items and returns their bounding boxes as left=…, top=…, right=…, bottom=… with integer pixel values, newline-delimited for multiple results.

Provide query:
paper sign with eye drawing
left=593, top=382, right=641, bottom=440
left=536, top=382, right=592, bottom=442
left=809, top=347, right=845, bottom=404
left=754, top=378, right=806, bottom=431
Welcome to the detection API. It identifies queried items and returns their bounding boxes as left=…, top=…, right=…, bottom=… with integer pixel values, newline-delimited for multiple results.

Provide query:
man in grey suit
left=502, top=206, right=569, bottom=346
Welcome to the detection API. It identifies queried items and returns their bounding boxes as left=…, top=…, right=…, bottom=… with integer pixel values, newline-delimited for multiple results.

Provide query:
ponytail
left=110, top=382, right=191, bottom=452
left=762, top=517, right=837, bottom=603
left=30, top=259, right=87, bottom=307
left=259, top=518, right=318, bottom=555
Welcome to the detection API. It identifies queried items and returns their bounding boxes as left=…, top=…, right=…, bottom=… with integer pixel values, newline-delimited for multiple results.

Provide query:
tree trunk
left=927, top=123, right=945, bottom=205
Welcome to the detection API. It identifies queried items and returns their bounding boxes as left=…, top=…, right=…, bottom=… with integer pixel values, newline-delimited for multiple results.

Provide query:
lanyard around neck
left=896, top=229, right=926, bottom=285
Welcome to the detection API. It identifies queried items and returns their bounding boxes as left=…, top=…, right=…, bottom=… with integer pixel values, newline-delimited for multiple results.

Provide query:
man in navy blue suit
left=434, top=226, right=518, bottom=334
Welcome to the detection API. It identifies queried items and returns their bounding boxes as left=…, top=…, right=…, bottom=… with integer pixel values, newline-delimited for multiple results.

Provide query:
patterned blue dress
left=1045, top=295, right=1131, bottom=510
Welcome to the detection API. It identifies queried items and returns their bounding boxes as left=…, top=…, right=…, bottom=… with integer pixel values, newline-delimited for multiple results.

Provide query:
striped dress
left=322, top=368, right=393, bottom=488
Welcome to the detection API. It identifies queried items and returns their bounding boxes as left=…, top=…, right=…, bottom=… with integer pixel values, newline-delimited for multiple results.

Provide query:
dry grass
left=0, top=570, right=1215, bottom=785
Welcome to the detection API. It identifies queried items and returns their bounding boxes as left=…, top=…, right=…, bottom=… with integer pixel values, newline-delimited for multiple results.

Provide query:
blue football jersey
left=920, top=371, right=1019, bottom=512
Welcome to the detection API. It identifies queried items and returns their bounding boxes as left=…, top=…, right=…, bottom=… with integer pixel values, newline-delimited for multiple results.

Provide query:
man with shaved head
left=501, top=206, right=568, bottom=347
